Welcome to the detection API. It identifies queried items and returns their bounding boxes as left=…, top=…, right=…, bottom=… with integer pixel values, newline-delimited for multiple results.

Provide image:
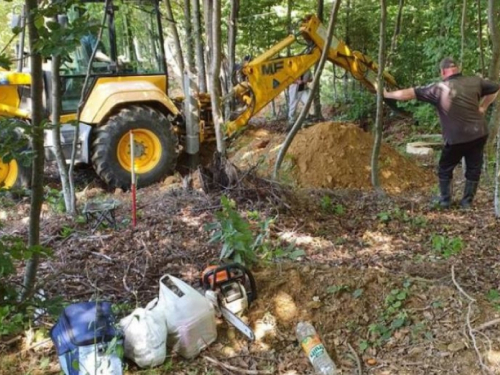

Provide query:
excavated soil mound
left=229, top=121, right=433, bottom=193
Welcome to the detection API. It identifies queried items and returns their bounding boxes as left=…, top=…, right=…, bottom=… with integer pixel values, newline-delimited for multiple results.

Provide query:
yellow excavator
left=0, top=0, right=398, bottom=190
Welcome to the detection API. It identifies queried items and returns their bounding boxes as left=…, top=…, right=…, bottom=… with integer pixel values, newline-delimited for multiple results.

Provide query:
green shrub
left=204, top=196, right=274, bottom=265
left=0, top=236, right=53, bottom=337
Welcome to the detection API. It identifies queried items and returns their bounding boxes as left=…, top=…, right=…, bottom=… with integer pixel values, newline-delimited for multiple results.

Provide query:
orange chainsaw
left=201, top=263, right=257, bottom=341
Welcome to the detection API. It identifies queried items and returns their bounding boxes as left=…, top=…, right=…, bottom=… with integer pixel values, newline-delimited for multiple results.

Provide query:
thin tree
left=487, top=0, right=500, bottom=80
left=50, top=48, right=73, bottom=212
left=343, top=0, right=351, bottom=102
left=460, top=0, right=467, bottom=66
left=478, top=0, right=485, bottom=76
left=489, top=1, right=500, bottom=215
left=387, top=0, right=404, bottom=67
left=164, top=0, right=185, bottom=75
left=22, top=0, right=45, bottom=299
left=370, top=0, right=387, bottom=190
left=68, top=2, right=108, bottom=213
left=184, top=0, right=195, bottom=70
left=204, top=0, right=213, bottom=92
left=225, top=0, right=239, bottom=120
left=312, top=0, right=324, bottom=121
left=495, top=128, right=500, bottom=216
left=192, top=0, right=206, bottom=92
left=274, top=0, right=342, bottom=178
left=209, top=0, right=224, bottom=154
left=183, top=0, right=200, bottom=169
left=486, top=0, right=500, bottom=155
left=286, top=0, right=292, bottom=56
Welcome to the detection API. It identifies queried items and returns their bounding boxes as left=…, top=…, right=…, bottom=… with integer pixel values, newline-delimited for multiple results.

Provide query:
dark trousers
left=438, top=135, right=488, bottom=181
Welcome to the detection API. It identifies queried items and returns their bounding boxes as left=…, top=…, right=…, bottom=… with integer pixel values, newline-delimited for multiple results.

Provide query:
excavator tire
left=0, top=128, right=31, bottom=189
left=0, top=157, right=31, bottom=189
left=91, top=105, right=178, bottom=190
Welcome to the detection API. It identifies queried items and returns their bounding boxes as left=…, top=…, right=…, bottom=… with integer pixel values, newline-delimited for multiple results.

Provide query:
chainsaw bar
left=220, top=306, right=255, bottom=341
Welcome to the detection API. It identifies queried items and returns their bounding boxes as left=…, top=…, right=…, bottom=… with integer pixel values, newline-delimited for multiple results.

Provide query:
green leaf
left=327, top=285, right=349, bottom=294
left=34, top=15, right=45, bottom=30
left=288, top=249, right=305, bottom=259
left=391, top=318, right=405, bottom=329
left=46, top=21, right=61, bottom=31
left=359, top=340, right=369, bottom=352
left=396, top=292, right=407, bottom=300
left=352, top=289, right=363, bottom=298
left=487, top=289, right=500, bottom=302
left=392, top=300, right=402, bottom=308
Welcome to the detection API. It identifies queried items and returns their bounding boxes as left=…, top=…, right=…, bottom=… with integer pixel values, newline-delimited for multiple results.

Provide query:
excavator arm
left=226, top=14, right=398, bottom=136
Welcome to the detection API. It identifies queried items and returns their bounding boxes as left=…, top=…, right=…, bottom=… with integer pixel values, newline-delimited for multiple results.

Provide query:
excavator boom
left=226, top=15, right=397, bottom=136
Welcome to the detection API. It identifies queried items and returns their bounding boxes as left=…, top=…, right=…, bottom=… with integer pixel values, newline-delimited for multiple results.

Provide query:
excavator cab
left=59, top=1, right=168, bottom=113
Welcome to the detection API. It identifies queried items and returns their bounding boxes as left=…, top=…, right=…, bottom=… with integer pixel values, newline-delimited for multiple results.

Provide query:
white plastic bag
left=119, top=299, right=167, bottom=368
left=157, top=274, right=217, bottom=359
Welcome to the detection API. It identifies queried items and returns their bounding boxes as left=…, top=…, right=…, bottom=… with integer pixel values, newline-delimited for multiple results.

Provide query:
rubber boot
left=432, top=179, right=452, bottom=209
left=460, top=180, right=479, bottom=209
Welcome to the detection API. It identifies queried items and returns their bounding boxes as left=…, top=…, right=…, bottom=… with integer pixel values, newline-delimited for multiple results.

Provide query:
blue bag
left=50, top=301, right=123, bottom=375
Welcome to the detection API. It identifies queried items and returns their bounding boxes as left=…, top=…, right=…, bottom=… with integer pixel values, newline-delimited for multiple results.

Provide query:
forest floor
left=1, top=116, right=500, bottom=375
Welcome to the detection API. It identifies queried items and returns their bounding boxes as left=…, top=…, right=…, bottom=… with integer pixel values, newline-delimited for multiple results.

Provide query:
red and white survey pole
left=130, top=130, right=137, bottom=228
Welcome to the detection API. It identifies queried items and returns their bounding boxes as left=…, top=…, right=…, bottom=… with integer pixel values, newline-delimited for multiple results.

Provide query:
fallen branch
left=90, top=251, right=113, bottom=261
left=1, top=335, right=22, bottom=346
left=451, top=265, right=491, bottom=375
left=203, top=355, right=273, bottom=375
left=475, top=318, right=500, bottom=332
left=451, top=265, right=476, bottom=302
left=348, top=342, right=362, bottom=375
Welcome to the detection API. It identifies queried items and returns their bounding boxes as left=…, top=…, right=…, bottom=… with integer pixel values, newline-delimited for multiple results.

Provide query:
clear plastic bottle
left=296, top=321, right=336, bottom=375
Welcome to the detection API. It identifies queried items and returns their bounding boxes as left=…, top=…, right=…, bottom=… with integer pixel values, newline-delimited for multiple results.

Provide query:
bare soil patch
left=229, top=121, right=434, bottom=193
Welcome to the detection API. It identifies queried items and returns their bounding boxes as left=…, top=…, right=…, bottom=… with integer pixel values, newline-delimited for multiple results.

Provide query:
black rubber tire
left=91, top=105, right=178, bottom=190
left=0, top=158, right=31, bottom=189
left=0, top=128, right=31, bottom=189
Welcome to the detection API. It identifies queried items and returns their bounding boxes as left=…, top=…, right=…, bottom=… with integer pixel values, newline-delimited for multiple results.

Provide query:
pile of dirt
left=229, top=121, right=433, bottom=193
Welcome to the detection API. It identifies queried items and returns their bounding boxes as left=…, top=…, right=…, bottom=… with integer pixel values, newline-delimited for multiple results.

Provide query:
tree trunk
left=478, top=0, right=486, bottom=76
left=387, top=0, right=404, bottom=67
left=204, top=0, right=213, bottom=93
left=333, top=65, right=337, bottom=102
left=487, top=0, right=500, bottom=80
left=22, top=0, right=45, bottom=300
left=312, top=0, right=324, bottom=120
left=487, top=0, right=500, bottom=155
left=274, top=0, right=342, bottom=178
left=287, top=0, right=293, bottom=56
left=164, top=0, right=185, bottom=75
left=70, top=2, right=109, bottom=205
left=343, top=0, right=351, bottom=102
left=209, top=0, right=224, bottom=154
left=225, top=0, right=239, bottom=120
left=51, top=53, right=73, bottom=213
left=460, top=0, right=467, bottom=66
left=183, top=0, right=200, bottom=166
left=192, top=0, right=207, bottom=92
left=371, top=0, right=387, bottom=191
left=495, top=127, right=500, bottom=217
left=184, top=0, right=195, bottom=70
left=284, top=0, right=293, bottom=109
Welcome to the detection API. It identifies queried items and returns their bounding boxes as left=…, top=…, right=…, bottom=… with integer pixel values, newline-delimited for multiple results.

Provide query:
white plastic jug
left=158, top=275, right=217, bottom=359
left=119, top=299, right=167, bottom=368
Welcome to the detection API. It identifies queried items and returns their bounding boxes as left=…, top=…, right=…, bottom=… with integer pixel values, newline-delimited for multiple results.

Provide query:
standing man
left=384, top=57, right=499, bottom=209
left=287, top=69, right=313, bottom=129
